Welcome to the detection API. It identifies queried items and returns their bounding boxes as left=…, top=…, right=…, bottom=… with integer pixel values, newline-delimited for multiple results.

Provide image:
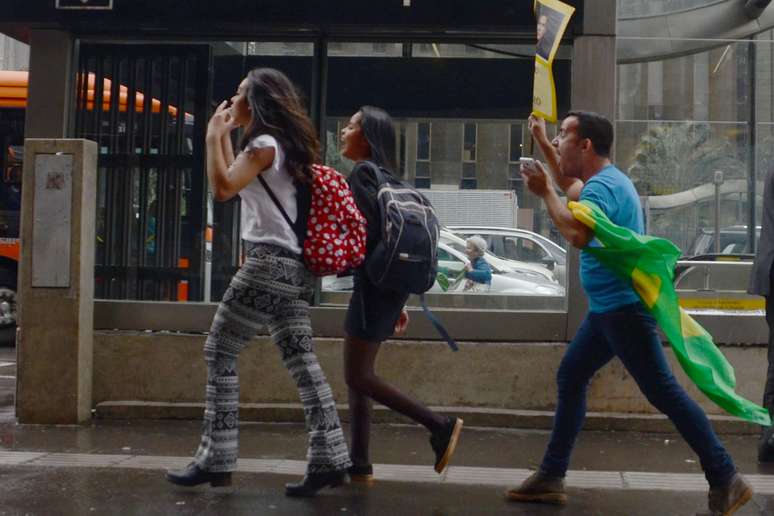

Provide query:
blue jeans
left=540, top=302, right=736, bottom=488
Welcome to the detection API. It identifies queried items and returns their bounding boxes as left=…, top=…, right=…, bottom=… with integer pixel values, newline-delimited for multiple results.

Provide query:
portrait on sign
left=535, top=4, right=564, bottom=63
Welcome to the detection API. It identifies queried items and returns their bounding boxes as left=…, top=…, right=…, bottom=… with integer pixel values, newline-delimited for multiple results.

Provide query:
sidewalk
left=0, top=418, right=772, bottom=515
left=0, top=344, right=773, bottom=515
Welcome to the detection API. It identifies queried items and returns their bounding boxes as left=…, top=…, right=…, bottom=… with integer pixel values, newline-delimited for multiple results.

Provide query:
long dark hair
left=359, top=105, right=398, bottom=174
left=239, top=68, right=320, bottom=184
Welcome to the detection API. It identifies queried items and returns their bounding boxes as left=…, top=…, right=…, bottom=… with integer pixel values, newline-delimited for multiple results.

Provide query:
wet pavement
left=0, top=346, right=773, bottom=514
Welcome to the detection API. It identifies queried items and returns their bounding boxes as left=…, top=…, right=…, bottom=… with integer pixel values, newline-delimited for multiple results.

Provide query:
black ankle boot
left=284, top=470, right=349, bottom=497
left=165, top=462, right=232, bottom=487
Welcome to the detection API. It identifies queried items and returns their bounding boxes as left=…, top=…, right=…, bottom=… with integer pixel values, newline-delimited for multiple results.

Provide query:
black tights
left=344, top=334, right=446, bottom=466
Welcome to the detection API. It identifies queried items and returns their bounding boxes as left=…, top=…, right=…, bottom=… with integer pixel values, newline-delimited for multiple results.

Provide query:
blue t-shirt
left=579, top=165, right=644, bottom=313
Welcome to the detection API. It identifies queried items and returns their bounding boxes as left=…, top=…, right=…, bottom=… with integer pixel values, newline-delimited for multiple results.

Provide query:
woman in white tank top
left=165, top=68, right=351, bottom=497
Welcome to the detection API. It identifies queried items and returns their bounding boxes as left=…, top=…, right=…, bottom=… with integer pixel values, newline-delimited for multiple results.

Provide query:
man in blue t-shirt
left=505, top=111, right=751, bottom=515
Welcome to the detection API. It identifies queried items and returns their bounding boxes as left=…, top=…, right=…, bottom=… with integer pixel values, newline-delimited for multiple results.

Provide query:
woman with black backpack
left=165, top=68, right=351, bottom=497
left=340, top=105, right=463, bottom=483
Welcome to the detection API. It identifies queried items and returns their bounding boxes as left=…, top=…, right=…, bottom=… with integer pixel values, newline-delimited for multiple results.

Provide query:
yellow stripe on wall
left=678, top=298, right=765, bottom=311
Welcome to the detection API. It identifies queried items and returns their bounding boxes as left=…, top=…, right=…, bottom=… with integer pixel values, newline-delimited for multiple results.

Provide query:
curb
left=94, top=401, right=761, bottom=435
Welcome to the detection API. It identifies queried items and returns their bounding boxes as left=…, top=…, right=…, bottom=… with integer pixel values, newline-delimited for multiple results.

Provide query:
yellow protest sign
left=532, top=0, right=575, bottom=122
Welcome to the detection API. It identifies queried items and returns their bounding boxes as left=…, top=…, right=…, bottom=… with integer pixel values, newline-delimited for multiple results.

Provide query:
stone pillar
left=16, top=139, right=97, bottom=424
left=566, top=0, right=618, bottom=336
left=25, top=30, right=74, bottom=139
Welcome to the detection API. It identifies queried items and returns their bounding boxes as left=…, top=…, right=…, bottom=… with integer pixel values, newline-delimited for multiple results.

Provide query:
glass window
left=417, top=122, right=431, bottom=160
left=463, top=122, right=477, bottom=161
left=461, top=124, right=477, bottom=189
left=415, top=161, right=431, bottom=189
left=508, top=124, right=524, bottom=195
left=509, top=124, right=523, bottom=162
left=320, top=39, right=570, bottom=309
left=617, top=35, right=772, bottom=316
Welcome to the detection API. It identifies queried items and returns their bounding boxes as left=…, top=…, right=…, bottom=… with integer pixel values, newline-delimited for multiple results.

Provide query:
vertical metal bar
left=713, top=178, right=723, bottom=254
left=150, top=170, right=161, bottom=300
left=105, top=168, right=116, bottom=268
left=142, top=58, right=153, bottom=155
left=158, top=166, right=168, bottom=268
left=126, top=55, right=137, bottom=155
left=109, top=57, right=121, bottom=154
left=173, top=168, right=183, bottom=271
left=311, top=38, right=328, bottom=154
left=93, top=56, right=105, bottom=151
left=748, top=38, right=758, bottom=253
left=124, top=165, right=135, bottom=298
left=185, top=46, right=211, bottom=301
left=74, top=52, right=87, bottom=136
left=175, top=57, right=189, bottom=154
left=159, top=55, right=171, bottom=155
left=311, top=38, right=328, bottom=306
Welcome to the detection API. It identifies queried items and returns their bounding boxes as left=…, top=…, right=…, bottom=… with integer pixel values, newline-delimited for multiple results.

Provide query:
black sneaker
left=429, top=417, right=463, bottom=474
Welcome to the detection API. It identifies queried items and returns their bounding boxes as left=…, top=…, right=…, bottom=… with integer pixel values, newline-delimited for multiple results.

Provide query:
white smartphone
left=519, top=157, right=537, bottom=171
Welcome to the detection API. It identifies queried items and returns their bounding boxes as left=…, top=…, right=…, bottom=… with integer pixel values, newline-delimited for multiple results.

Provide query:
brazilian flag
left=569, top=200, right=771, bottom=426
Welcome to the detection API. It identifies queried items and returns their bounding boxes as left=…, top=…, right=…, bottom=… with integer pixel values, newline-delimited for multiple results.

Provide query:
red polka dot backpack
left=259, top=164, right=367, bottom=276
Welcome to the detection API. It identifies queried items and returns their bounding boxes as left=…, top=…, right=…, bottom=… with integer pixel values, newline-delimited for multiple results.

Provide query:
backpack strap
left=258, top=174, right=307, bottom=245
left=258, top=174, right=294, bottom=225
left=418, top=294, right=459, bottom=352
left=363, top=160, right=396, bottom=188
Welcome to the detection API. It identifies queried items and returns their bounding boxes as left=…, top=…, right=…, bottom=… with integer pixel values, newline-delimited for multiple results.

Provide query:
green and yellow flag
left=568, top=200, right=771, bottom=426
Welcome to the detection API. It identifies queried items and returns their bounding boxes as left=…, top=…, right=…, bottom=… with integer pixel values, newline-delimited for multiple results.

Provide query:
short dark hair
left=564, top=110, right=614, bottom=157
left=359, top=105, right=398, bottom=174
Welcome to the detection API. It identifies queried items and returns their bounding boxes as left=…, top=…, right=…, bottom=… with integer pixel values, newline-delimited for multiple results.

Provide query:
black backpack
left=363, top=162, right=457, bottom=351
left=364, top=163, right=439, bottom=293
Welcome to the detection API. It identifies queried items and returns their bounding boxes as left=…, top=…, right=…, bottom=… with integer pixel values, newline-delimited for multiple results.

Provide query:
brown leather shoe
left=697, top=473, right=752, bottom=516
left=505, top=470, right=567, bottom=505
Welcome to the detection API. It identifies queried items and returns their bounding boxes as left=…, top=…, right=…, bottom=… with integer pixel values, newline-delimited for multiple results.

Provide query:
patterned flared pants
left=193, top=243, right=351, bottom=474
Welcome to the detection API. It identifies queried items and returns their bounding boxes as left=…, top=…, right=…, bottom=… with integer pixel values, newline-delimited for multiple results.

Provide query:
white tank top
left=237, top=134, right=300, bottom=254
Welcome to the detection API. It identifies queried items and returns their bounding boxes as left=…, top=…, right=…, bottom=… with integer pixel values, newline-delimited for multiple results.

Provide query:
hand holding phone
left=519, top=157, right=538, bottom=173
left=518, top=157, right=550, bottom=197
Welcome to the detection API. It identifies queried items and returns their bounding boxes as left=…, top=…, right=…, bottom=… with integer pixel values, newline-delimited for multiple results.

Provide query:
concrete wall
left=93, top=332, right=767, bottom=431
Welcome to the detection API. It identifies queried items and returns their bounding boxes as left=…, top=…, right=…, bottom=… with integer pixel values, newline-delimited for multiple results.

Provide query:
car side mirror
left=543, top=258, right=555, bottom=270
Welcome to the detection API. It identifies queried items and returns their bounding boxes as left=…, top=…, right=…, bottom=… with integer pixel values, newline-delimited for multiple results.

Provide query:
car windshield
left=449, top=227, right=566, bottom=266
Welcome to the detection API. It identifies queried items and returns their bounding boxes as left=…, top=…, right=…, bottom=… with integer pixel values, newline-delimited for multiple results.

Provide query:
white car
left=440, top=229, right=557, bottom=286
left=321, top=241, right=565, bottom=297
left=447, top=226, right=567, bottom=286
left=433, top=242, right=564, bottom=296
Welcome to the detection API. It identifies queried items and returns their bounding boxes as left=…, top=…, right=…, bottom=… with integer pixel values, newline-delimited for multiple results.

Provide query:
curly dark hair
left=239, top=68, right=320, bottom=184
